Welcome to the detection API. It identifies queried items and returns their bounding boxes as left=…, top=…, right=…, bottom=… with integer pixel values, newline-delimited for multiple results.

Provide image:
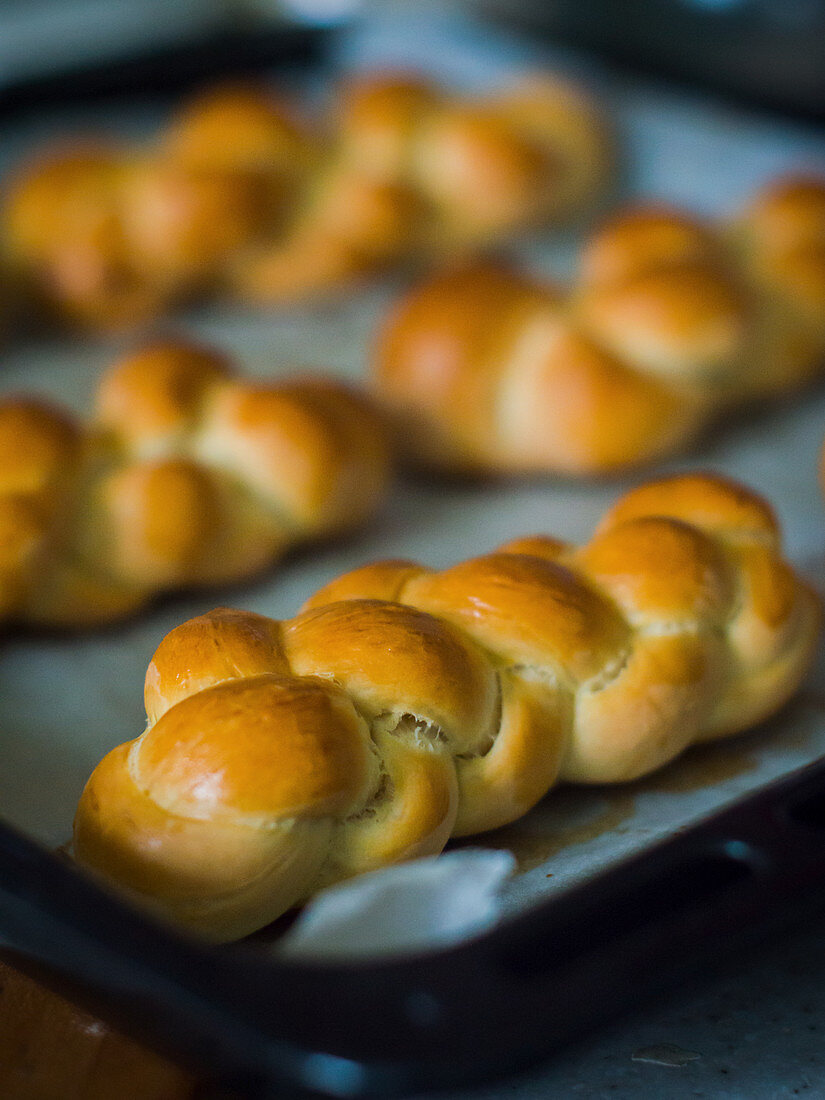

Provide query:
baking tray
left=2, top=33, right=825, bottom=1096
left=2, top=754, right=825, bottom=1097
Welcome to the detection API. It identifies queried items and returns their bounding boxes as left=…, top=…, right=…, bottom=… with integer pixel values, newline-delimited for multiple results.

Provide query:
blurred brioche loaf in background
left=2, top=84, right=316, bottom=329
left=373, top=176, right=825, bottom=475
left=0, top=339, right=390, bottom=627
left=1, top=71, right=609, bottom=329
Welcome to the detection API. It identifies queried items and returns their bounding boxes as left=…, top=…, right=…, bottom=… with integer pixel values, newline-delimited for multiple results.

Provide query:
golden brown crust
left=402, top=552, right=630, bottom=682
left=496, top=321, right=706, bottom=473
left=3, top=146, right=125, bottom=266
left=144, top=606, right=289, bottom=722
left=137, top=675, right=374, bottom=820
left=0, top=399, right=84, bottom=617
left=302, top=559, right=429, bottom=609
left=336, top=73, right=444, bottom=176
left=578, top=516, right=735, bottom=624
left=375, top=264, right=565, bottom=468
left=598, top=471, right=779, bottom=542
left=95, top=341, right=231, bottom=447
left=0, top=398, right=81, bottom=496
left=739, top=176, right=825, bottom=254
left=578, top=207, right=719, bottom=286
left=493, top=534, right=570, bottom=560
left=373, top=177, right=825, bottom=474
left=0, top=339, right=391, bottom=627
left=334, top=72, right=609, bottom=249
left=162, top=83, right=314, bottom=175
left=74, top=472, right=820, bottom=939
left=283, top=599, right=498, bottom=754
left=234, top=170, right=425, bottom=304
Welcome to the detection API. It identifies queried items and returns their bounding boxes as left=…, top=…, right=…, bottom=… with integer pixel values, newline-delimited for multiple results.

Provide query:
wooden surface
left=0, top=958, right=197, bottom=1100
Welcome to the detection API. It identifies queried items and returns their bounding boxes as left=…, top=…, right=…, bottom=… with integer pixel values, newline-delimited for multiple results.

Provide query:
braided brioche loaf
left=374, top=176, right=825, bottom=474
left=73, top=473, right=819, bottom=940
left=0, top=340, right=390, bottom=626
left=2, top=73, right=608, bottom=328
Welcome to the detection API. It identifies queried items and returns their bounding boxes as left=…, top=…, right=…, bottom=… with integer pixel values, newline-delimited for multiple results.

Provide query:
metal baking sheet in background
left=1, top=15, right=825, bottom=936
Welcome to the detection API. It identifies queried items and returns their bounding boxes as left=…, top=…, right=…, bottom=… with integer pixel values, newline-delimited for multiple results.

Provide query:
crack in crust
left=73, top=473, right=820, bottom=940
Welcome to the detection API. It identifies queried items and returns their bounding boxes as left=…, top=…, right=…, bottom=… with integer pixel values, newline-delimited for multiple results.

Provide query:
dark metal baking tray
left=2, top=34, right=825, bottom=1096
left=1, top=755, right=825, bottom=1097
